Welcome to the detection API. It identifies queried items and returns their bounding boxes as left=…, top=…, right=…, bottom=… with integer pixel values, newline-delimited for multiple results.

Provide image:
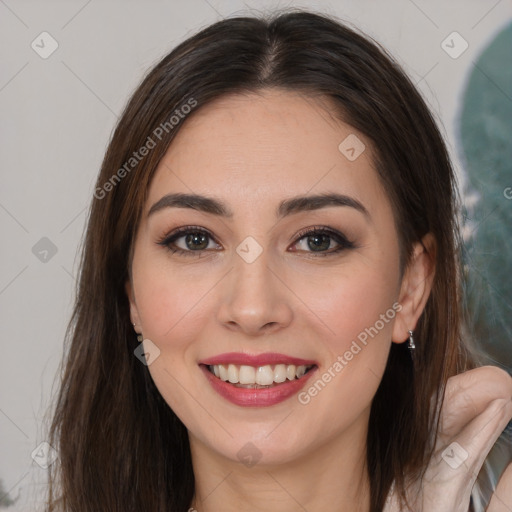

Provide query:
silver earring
left=408, top=330, right=416, bottom=353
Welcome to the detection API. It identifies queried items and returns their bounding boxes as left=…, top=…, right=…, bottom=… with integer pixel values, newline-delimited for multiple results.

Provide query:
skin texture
left=384, top=366, right=512, bottom=512
left=125, top=89, right=484, bottom=512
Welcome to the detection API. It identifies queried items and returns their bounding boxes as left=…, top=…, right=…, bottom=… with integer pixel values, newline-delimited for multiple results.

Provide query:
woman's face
left=127, top=89, right=409, bottom=465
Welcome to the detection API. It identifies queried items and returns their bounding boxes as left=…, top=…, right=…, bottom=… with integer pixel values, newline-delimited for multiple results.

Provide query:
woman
left=46, top=10, right=512, bottom=512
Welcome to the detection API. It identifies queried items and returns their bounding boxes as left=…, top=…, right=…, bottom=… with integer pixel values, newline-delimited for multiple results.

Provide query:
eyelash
left=157, top=225, right=355, bottom=258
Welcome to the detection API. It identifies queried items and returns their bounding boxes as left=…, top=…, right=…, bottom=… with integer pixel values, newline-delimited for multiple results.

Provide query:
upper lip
left=199, top=352, right=317, bottom=367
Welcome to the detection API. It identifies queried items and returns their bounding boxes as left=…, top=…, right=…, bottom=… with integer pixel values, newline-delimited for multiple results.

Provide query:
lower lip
left=200, top=365, right=318, bottom=407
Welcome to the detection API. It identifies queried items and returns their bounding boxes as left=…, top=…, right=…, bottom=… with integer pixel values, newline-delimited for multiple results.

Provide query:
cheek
left=294, top=262, right=400, bottom=357
left=292, top=268, right=399, bottom=434
left=131, top=257, right=215, bottom=417
left=132, top=254, right=216, bottom=349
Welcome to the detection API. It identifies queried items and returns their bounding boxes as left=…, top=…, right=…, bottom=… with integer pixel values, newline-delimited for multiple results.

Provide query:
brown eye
left=158, top=226, right=220, bottom=257
left=181, top=232, right=209, bottom=251
left=291, top=227, right=355, bottom=256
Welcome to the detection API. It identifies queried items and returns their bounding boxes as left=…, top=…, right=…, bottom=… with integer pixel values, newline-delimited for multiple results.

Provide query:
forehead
left=147, top=89, right=384, bottom=215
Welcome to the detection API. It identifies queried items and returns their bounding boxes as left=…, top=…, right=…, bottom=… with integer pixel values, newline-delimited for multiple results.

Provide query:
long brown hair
left=46, top=10, right=475, bottom=511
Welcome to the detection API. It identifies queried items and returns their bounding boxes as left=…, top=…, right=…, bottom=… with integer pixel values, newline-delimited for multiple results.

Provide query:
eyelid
left=157, top=224, right=355, bottom=257
left=291, top=225, right=355, bottom=255
left=157, top=225, right=220, bottom=253
left=293, top=225, right=351, bottom=244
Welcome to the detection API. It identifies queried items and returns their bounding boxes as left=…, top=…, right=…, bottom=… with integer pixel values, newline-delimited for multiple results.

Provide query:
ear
left=392, top=233, right=436, bottom=344
left=125, top=280, right=142, bottom=332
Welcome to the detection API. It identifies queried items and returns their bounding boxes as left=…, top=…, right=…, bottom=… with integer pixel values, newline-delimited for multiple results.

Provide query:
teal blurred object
left=458, top=22, right=512, bottom=511
left=459, top=22, right=512, bottom=372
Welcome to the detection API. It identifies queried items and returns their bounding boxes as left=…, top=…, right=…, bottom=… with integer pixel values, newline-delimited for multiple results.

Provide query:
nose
left=216, top=248, right=294, bottom=336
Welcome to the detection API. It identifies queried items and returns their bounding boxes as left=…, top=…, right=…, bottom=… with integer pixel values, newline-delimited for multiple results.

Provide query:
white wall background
left=1, top=0, right=511, bottom=510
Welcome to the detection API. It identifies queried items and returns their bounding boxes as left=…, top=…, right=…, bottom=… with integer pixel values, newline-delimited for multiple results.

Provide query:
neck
left=188, top=413, right=371, bottom=512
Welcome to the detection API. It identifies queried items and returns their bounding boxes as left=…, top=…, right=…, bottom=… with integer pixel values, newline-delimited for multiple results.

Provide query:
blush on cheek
left=316, top=285, right=397, bottom=362
left=135, top=277, right=182, bottom=339
left=136, top=273, right=214, bottom=350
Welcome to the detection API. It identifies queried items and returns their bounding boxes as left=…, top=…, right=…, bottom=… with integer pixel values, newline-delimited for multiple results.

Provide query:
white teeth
left=274, top=364, right=287, bottom=383
left=218, top=364, right=229, bottom=381
left=239, top=365, right=256, bottom=384
left=208, top=363, right=312, bottom=385
left=256, top=365, right=274, bottom=385
left=227, top=364, right=238, bottom=383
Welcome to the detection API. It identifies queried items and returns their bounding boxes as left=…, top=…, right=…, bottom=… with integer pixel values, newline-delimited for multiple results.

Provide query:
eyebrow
left=147, top=192, right=370, bottom=220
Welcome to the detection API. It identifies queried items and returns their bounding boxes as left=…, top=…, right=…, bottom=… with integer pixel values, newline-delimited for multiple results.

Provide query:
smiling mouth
left=205, top=363, right=316, bottom=388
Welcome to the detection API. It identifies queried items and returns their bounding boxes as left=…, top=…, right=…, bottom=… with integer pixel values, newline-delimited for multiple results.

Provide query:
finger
left=419, top=399, right=512, bottom=512
left=440, top=367, right=512, bottom=438
left=438, top=398, right=512, bottom=481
